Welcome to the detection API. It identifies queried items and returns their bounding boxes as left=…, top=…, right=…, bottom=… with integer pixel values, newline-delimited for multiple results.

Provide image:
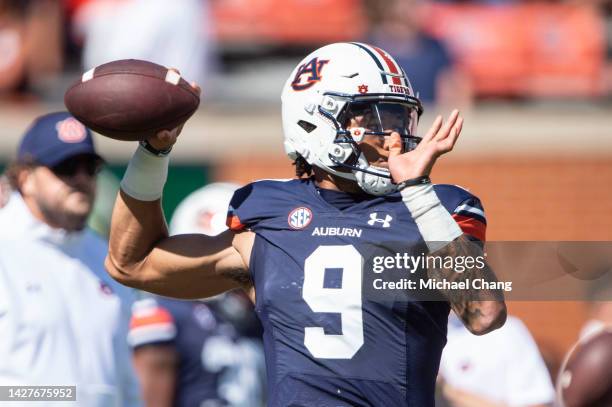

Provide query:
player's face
left=342, top=102, right=418, bottom=168
left=345, top=116, right=393, bottom=169
left=24, top=155, right=100, bottom=231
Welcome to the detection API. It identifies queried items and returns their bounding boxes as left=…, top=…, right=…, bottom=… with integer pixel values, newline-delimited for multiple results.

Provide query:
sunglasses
left=50, top=156, right=104, bottom=177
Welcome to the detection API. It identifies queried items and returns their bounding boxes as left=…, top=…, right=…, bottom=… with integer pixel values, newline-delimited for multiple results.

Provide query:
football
left=557, top=328, right=612, bottom=407
left=64, top=59, right=200, bottom=141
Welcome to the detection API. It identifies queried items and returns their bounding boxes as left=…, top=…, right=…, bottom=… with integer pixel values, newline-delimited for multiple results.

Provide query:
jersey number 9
left=303, top=245, right=364, bottom=359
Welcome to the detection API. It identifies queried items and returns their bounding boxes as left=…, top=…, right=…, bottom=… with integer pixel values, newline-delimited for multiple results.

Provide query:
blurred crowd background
left=1, top=0, right=612, bottom=405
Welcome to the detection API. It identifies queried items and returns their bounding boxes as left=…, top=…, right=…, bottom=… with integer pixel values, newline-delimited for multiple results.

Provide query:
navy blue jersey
left=227, top=178, right=486, bottom=407
left=128, top=295, right=266, bottom=407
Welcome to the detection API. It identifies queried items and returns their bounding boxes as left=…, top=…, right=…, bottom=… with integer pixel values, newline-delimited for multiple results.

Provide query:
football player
left=107, top=43, right=507, bottom=406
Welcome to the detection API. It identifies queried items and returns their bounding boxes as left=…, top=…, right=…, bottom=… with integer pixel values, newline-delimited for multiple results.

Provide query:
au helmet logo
left=291, top=57, right=329, bottom=91
left=368, top=212, right=392, bottom=228
left=288, top=207, right=313, bottom=229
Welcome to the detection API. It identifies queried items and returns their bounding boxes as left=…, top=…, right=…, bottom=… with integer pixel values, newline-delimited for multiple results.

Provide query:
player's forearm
left=399, top=183, right=506, bottom=334
left=428, top=235, right=507, bottom=335
left=106, top=142, right=172, bottom=284
left=106, top=190, right=169, bottom=283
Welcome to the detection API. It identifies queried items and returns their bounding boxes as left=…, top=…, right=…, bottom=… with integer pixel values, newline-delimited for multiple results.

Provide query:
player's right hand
left=387, top=109, right=463, bottom=183
left=146, top=69, right=201, bottom=151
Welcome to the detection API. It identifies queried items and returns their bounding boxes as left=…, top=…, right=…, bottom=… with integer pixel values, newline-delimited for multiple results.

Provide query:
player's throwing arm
left=65, top=60, right=253, bottom=299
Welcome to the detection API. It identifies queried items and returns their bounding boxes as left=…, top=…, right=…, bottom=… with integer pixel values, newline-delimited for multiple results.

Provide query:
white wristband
left=120, top=144, right=169, bottom=201
left=400, top=183, right=463, bottom=251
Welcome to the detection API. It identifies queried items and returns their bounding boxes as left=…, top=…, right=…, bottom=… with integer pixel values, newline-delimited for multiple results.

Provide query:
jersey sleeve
left=226, top=180, right=293, bottom=231
left=127, top=297, right=177, bottom=348
left=226, top=185, right=249, bottom=231
left=435, top=184, right=487, bottom=242
left=452, top=195, right=487, bottom=242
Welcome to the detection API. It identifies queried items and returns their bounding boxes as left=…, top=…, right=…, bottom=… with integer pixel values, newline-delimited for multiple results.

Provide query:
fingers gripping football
left=147, top=70, right=201, bottom=151
left=388, top=109, right=463, bottom=183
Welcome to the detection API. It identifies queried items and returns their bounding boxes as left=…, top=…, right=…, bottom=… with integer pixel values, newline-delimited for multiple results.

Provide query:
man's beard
left=37, top=195, right=92, bottom=232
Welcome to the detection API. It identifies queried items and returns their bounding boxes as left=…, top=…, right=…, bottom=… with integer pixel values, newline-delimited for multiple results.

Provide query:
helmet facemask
left=318, top=92, right=423, bottom=195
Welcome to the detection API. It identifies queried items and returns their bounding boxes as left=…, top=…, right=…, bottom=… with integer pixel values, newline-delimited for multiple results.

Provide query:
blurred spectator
left=72, top=0, right=216, bottom=90
left=439, top=314, right=555, bottom=407
left=0, top=112, right=141, bottom=406
left=128, top=183, right=266, bottom=407
left=0, top=0, right=63, bottom=97
left=365, top=0, right=472, bottom=108
left=129, top=292, right=265, bottom=407
left=0, top=1, right=26, bottom=94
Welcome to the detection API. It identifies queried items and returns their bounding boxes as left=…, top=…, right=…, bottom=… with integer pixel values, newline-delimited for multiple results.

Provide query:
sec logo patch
left=288, top=207, right=312, bottom=229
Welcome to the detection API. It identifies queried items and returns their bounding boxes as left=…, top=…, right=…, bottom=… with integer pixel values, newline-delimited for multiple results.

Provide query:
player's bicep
left=125, top=230, right=250, bottom=299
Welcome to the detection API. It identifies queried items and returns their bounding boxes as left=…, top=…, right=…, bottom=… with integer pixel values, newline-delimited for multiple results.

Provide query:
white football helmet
left=282, top=42, right=423, bottom=195
left=169, top=182, right=239, bottom=236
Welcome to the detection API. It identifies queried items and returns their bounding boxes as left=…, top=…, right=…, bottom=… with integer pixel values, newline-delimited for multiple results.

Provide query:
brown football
left=64, top=59, right=200, bottom=141
left=557, top=328, right=612, bottom=407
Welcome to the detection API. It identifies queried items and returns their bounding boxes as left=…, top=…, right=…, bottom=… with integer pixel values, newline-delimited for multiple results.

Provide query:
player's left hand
left=388, top=109, right=463, bottom=183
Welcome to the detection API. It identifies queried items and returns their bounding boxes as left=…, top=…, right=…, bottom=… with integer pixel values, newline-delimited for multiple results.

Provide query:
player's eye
left=359, top=113, right=377, bottom=130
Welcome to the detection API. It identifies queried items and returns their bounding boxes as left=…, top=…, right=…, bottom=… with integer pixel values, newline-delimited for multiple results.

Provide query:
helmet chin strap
left=322, top=146, right=398, bottom=196
left=353, top=160, right=398, bottom=196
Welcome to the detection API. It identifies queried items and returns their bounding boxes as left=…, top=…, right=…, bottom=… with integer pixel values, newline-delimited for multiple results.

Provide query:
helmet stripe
left=398, top=66, right=410, bottom=89
left=371, top=46, right=402, bottom=85
left=349, top=42, right=388, bottom=85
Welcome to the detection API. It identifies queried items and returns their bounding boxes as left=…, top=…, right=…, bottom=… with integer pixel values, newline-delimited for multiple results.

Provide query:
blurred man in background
left=0, top=112, right=140, bottom=406
left=128, top=183, right=266, bottom=407
left=439, top=313, right=555, bottom=407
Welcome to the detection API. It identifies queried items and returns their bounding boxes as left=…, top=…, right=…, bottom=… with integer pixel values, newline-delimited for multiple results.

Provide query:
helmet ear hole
left=298, top=120, right=317, bottom=133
